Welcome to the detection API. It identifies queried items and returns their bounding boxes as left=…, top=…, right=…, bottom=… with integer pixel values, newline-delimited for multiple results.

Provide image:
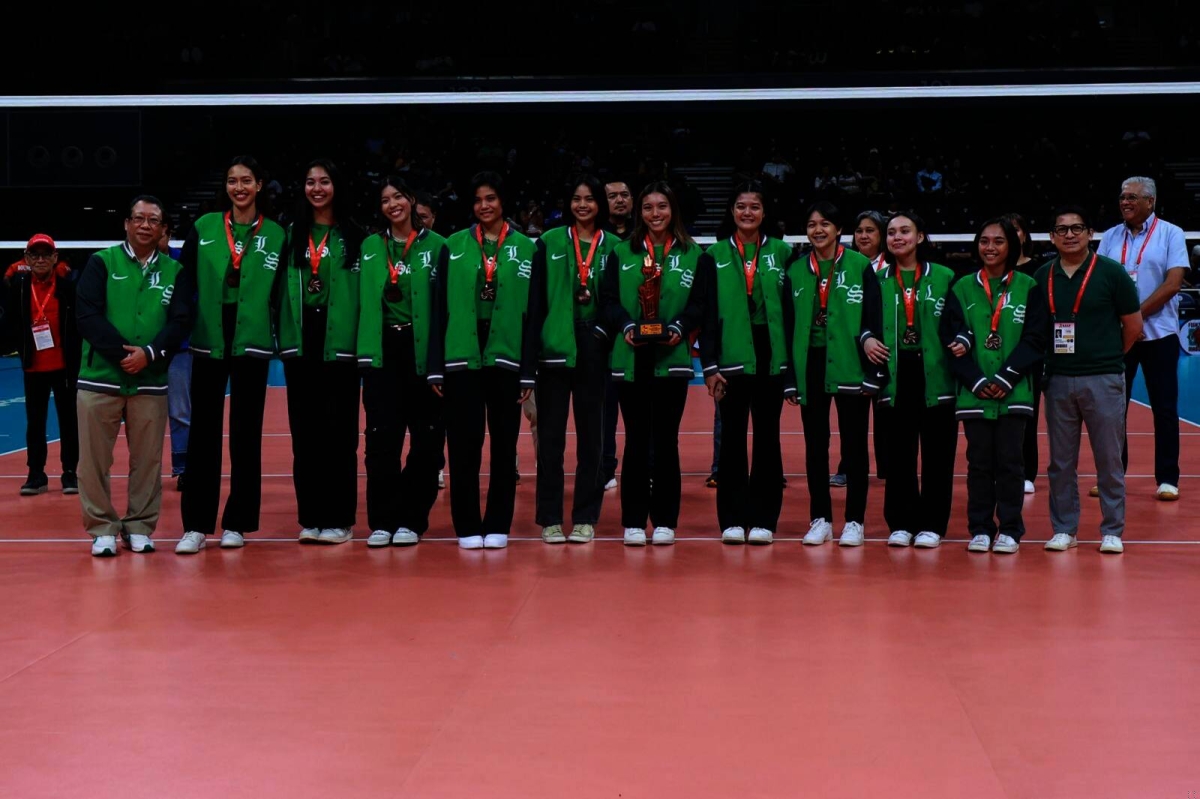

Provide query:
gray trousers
left=1044, top=373, right=1126, bottom=538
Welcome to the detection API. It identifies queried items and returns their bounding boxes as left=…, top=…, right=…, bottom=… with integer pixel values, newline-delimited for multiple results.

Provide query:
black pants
left=882, top=351, right=958, bottom=537
left=602, top=381, right=619, bottom=482
left=535, top=325, right=608, bottom=527
left=617, top=353, right=689, bottom=530
left=24, top=369, right=77, bottom=475
left=362, top=326, right=443, bottom=535
left=180, top=353, right=269, bottom=535
left=963, top=415, right=1027, bottom=541
left=837, top=396, right=887, bottom=479
left=1022, top=379, right=1042, bottom=482
left=283, top=307, right=361, bottom=530
left=800, top=348, right=870, bottom=524
left=1122, top=334, right=1180, bottom=486
left=443, top=366, right=523, bottom=537
left=717, top=326, right=785, bottom=532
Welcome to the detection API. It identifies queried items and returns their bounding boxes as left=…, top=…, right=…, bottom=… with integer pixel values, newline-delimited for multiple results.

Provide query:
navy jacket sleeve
left=519, top=239, right=547, bottom=387
left=993, top=283, right=1049, bottom=393
left=599, top=251, right=632, bottom=338
left=75, top=253, right=129, bottom=364
left=426, top=245, right=449, bottom=384
left=698, top=254, right=720, bottom=377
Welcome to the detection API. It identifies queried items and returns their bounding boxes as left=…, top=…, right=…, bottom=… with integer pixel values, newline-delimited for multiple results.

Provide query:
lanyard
left=386, top=229, right=418, bottom=285
left=1120, top=217, right=1158, bottom=267
left=30, top=278, right=54, bottom=323
left=224, top=212, right=264, bottom=272
left=808, top=245, right=844, bottom=310
left=308, top=229, right=332, bottom=276
left=476, top=223, right=510, bottom=282
left=979, top=270, right=1013, bottom=334
left=1048, top=252, right=1098, bottom=320
left=572, top=226, right=603, bottom=286
left=895, top=264, right=922, bottom=329
left=735, top=234, right=766, bottom=296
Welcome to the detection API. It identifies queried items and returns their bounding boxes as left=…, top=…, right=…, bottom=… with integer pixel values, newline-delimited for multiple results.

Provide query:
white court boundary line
left=0, top=537, right=1196, bottom=546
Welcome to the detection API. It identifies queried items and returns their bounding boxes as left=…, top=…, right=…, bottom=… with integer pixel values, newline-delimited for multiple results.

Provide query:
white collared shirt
left=1097, top=212, right=1188, bottom=341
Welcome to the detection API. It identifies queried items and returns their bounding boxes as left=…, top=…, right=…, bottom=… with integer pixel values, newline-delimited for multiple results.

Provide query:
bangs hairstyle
left=470, top=171, right=507, bottom=222
left=973, top=216, right=1022, bottom=272
left=564, top=174, right=607, bottom=228
left=379, top=175, right=423, bottom=230
left=632, top=181, right=695, bottom=252
left=221, top=155, right=273, bottom=218
left=715, top=180, right=771, bottom=240
left=1051, top=204, right=1092, bottom=231
left=805, top=200, right=845, bottom=233
left=883, top=210, right=938, bottom=266
left=290, top=158, right=363, bottom=270
left=1000, top=212, right=1034, bottom=258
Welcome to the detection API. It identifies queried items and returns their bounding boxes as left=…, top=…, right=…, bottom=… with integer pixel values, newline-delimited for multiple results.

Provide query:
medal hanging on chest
left=980, top=270, right=1012, bottom=351
left=385, top=229, right=417, bottom=304
left=896, top=265, right=921, bottom=345
left=225, top=212, right=264, bottom=288
left=809, top=246, right=842, bottom=328
left=573, top=226, right=602, bottom=305
left=307, top=228, right=332, bottom=295
left=477, top=223, right=508, bottom=302
left=738, top=235, right=764, bottom=318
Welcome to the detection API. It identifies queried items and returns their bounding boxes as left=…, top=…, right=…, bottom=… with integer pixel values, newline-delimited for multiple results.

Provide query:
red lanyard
left=643, top=235, right=675, bottom=270
left=979, top=270, right=1013, bottom=334
left=308, top=229, right=332, bottom=276
left=735, top=234, right=766, bottom=296
left=873, top=254, right=887, bottom=272
left=476, top=223, right=510, bottom=282
left=224, top=212, right=264, bottom=272
left=1048, top=252, right=1098, bottom=321
left=386, top=229, right=418, bottom=285
left=808, top=246, right=844, bottom=311
left=572, top=226, right=603, bottom=286
left=1120, top=217, right=1158, bottom=267
left=895, top=264, right=922, bottom=329
left=30, top=279, right=53, bottom=323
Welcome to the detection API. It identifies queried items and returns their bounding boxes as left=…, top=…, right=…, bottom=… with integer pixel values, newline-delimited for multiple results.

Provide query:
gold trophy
left=633, top=252, right=670, bottom=342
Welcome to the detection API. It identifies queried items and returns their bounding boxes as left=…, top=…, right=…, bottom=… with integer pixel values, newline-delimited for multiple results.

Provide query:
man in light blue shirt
left=1097, top=176, right=1187, bottom=501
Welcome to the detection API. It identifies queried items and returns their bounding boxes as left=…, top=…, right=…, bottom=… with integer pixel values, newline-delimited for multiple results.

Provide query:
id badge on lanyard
left=1053, top=322, right=1075, bottom=355
left=32, top=323, right=55, bottom=351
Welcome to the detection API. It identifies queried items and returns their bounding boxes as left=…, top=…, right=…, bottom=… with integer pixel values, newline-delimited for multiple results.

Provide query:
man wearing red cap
left=5, top=234, right=79, bottom=494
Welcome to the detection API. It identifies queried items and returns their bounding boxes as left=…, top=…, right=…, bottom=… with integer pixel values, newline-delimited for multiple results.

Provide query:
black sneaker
left=174, top=473, right=185, bottom=492
left=61, top=471, right=79, bottom=495
left=705, top=473, right=718, bottom=488
left=20, top=473, right=48, bottom=496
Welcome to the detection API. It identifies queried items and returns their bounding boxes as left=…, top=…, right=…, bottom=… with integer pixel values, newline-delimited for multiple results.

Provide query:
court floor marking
left=1, top=537, right=1197, bottom=546
left=0, top=472, right=1194, bottom=480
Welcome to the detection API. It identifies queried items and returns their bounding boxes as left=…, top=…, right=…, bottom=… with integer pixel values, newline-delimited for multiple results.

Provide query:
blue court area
left=1, top=353, right=1198, bottom=456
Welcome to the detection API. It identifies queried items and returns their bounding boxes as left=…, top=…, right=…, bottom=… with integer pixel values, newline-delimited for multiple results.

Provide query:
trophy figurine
left=632, top=253, right=670, bottom=343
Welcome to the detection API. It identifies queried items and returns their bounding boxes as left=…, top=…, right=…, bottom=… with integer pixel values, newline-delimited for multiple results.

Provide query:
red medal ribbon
left=476, top=223, right=510, bottom=283
left=895, top=263, right=922, bottom=330
left=307, top=228, right=332, bottom=277
left=735, top=234, right=766, bottom=296
left=979, top=270, right=1014, bottom=335
left=573, top=226, right=603, bottom=287
left=224, top=212, right=264, bottom=273
left=643, top=234, right=674, bottom=270
left=387, top=229, right=418, bottom=286
left=808, top=245, right=845, bottom=311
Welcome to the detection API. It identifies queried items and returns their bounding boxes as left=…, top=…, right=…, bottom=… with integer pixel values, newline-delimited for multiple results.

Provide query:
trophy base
left=632, top=319, right=671, bottom=343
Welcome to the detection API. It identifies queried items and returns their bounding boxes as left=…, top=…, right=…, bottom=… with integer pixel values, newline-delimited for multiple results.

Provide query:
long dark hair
left=974, top=216, right=1022, bottom=272
left=379, top=175, right=424, bottom=232
left=1000, top=212, right=1034, bottom=258
left=290, top=158, right=362, bottom=270
left=631, top=181, right=694, bottom=252
left=563, top=173, right=606, bottom=230
left=220, top=155, right=273, bottom=218
left=883, top=210, right=938, bottom=267
left=715, top=180, right=771, bottom=241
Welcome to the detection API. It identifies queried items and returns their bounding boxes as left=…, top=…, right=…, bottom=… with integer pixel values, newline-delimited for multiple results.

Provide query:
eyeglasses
left=24, top=250, right=55, bottom=260
left=129, top=215, right=163, bottom=227
left=1118, top=194, right=1150, bottom=202
left=1051, top=224, right=1090, bottom=236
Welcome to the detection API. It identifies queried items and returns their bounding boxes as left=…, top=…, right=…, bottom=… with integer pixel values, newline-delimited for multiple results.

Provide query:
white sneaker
left=803, top=518, right=833, bottom=546
left=459, top=535, right=484, bottom=549
left=298, top=527, right=321, bottom=543
left=220, top=531, right=245, bottom=549
left=1100, top=535, right=1124, bottom=554
left=604, top=478, right=617, bottom=491
left=624, top=528, right=647, bottom=546
left=122, top=532, right=154, bottom=553
left=914, top=531, right=940, bottom=548
left=392, top=528, right=419, bottom=546
left=748, top=527, right=773, bottom=545
left=367, top=530, right=393, bottom=548
left=1157, top=483, right=1179, bottom=501
left=992, top=534, right=1019, bottom=554
left=887, top=530, right=913, bottom=547
left=838, top=521, right=865, bottom=547
left=651, top=527, right=675, bottom=545
left=1044, top=533, right=1077, bottom=551
left=175, top=531, right=207, bottom=554
left=483, top=534, right=508, bottom=549
left=967, top=534, right=991, bottom=552
left=317, top=528, right=353, bottom=544
left=92, top=535, right=117, bottom=557
left=721, top=526, right=746, bottom=544
left=438, top=470, right=445, bottom=489
left=1023, top=480, right=1035, bottom=495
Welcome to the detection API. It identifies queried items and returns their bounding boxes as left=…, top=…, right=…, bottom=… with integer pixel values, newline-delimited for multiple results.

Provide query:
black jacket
left=6, top=271, right=81, bottom=376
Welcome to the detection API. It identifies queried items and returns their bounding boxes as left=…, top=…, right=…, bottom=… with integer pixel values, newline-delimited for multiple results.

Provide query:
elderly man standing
left=1097, top=177, right=1188, bottom=502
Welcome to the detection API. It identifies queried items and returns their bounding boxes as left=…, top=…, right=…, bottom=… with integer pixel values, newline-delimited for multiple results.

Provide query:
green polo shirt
left=1036, top=253, right=1139, bottom=376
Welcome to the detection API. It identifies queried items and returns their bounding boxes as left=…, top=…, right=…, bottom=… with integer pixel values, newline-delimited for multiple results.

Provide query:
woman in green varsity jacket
left=278, top=159, right=364, bottom=545
left=175, top=156, right=286, bottom=555
left=427, top=171, right=536, bottom=550
left=357, top=176, right=447, bottom=548
left=877, top=211, right=958, bottom=548
left=699, top=181, right=793, bottom=545
left=940, top=217, right=1048, bottom=554
left=786, top=202, right=887, bottom=548
left=524, top=174, right=616, bottom=544
left=599, top=181, right=707, bottom=547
